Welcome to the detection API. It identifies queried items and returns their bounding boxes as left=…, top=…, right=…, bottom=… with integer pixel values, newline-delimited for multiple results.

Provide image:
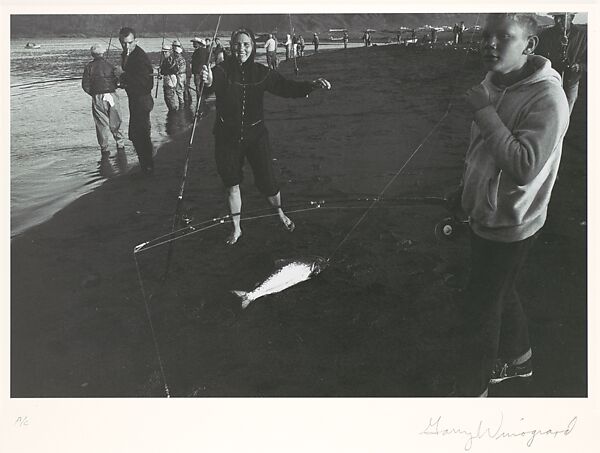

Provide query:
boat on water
left=25, top=42, right=41, bottom=49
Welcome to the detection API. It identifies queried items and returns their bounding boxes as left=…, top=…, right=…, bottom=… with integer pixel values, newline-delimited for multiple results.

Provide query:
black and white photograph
left=2, top=1, right=597, bottom=452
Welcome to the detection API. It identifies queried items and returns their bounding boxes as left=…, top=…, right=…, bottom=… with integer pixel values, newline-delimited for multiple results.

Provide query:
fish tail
left=231, top=290, right=252, bottom=309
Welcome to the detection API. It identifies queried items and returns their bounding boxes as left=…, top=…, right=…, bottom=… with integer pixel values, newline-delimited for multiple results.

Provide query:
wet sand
left=11, top=44, right=587, bottom=397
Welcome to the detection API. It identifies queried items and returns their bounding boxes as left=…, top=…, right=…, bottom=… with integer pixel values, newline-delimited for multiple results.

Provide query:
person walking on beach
left=285, top=34, right=292, bottom=60
left=201, top=28, right=332, bottom=245
left=312, top=33, right=320, bottom=52
left=458, top=21, right=466, bottom=44
left=453, top=23, right=460, bottom=44
left=298, top=35, right=305, bottom=56
left=264, top=33, right=278, bottom=69
left=456, top=13, right=569, bottom=396
left=343, top=31, right=349, bottom=49
left=535, top=13, right=587, bottom=115
left=82, top=43, right=125, bottom=158
left=118, top=27, right=155, bottom=174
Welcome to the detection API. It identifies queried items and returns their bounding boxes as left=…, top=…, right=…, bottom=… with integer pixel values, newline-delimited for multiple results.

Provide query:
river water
left=10, top=36, right=362, bottom=237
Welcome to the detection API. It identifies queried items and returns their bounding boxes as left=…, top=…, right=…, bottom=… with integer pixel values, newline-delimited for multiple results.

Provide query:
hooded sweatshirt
left=210, top=28, right=315, bottom=141
left=461, top=55, right=570, bottom=242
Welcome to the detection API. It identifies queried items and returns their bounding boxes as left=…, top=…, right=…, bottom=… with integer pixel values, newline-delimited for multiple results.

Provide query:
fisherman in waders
left=201, top=28, right=332, bottom=245
left=81, top=43, right=125, bottom=158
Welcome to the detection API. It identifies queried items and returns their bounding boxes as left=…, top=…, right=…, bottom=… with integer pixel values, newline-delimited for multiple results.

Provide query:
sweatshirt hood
left=230, top=27, right=257, bottom=66
left=483, top=55, right=562, bottom=92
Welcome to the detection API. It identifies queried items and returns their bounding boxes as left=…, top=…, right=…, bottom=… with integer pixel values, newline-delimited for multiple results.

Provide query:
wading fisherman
left=536, top=13, right=587, bottom=115
left=201, top=28, right=332, bottom=245
left=158, top=43, right=180, bottom=112
left=171, top=40, right=188, bottom=109
left=81, top=43, right=125, bottom=158
left=118, top=27, right=155, bottom=174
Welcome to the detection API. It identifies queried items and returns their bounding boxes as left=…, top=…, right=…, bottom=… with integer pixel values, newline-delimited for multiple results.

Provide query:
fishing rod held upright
left=155, top=16, right=167, bottom=99
left=162, top=15, right=222, bottom=280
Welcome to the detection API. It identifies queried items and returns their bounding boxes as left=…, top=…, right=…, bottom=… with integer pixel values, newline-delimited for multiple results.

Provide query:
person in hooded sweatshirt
left=457, top=13, right=569, bottom=396
left=202, top=28, right=332, bottom=245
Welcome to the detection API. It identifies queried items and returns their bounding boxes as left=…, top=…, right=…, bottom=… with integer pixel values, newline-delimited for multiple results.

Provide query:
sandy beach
left=10, top=43, right=587, bottom=397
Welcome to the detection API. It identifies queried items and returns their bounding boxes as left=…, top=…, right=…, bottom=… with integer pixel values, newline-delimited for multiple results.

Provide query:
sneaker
left=489, top=358, right=533, bottom=384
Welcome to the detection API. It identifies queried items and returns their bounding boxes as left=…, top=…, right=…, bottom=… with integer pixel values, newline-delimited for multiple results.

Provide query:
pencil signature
left=420, top=413, right=577, bottom=450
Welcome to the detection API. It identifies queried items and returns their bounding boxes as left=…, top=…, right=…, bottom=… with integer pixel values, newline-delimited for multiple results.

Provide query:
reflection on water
left=98, top=148, right=130, bottom=179
left=165, top=107, right=195, bottom=137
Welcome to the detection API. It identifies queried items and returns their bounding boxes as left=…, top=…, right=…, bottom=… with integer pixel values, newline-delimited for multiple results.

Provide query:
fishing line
left=327, top=13, right=481, bottom=261
left=416, top=15, right=483, bottom=190
left=134, top=255, right=171, bottom=397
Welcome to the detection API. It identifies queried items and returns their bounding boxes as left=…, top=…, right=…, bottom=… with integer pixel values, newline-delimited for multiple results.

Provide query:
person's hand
left=464, top=83, right=491, bottom=112
left=202, top=64, right=213, bottom=86
left=312, top=78, right=331, bottom=90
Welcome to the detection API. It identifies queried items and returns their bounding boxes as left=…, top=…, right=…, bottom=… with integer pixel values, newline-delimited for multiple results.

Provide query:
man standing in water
left=202, top=28, right=331, bottom=245
left=82, top=43, right=125, bottom=158
left=118, top=27, right=155, bottom=174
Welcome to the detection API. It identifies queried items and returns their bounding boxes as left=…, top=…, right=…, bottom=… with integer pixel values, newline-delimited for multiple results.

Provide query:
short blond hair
left=485, top=13, right=539, bottom=36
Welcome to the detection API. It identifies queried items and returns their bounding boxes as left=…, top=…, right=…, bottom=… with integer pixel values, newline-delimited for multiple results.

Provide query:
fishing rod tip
left=133, top=242, right=149, bottom=253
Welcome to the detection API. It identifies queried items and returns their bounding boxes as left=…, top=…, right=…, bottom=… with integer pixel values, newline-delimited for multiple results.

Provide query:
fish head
left=310, top=256, right=330, bottom=275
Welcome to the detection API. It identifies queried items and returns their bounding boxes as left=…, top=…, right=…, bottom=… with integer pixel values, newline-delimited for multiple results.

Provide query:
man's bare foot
left=280, top=215, right=295, bottom=232
left=226, top=229, right=242, bottom=245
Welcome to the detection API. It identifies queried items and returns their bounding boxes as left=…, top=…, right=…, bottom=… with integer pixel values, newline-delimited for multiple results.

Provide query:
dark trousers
left=128, top=93, right=154, bottom=170
left=462, top=229, right=538, bottom=394
left=214, top=126, right=279, bottom=196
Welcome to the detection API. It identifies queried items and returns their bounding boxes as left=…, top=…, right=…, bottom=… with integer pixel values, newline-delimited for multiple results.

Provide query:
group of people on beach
left=80, top=13, right=586, bottom=396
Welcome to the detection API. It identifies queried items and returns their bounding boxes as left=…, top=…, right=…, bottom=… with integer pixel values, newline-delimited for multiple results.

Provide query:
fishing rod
left=560, top=12, right=570, bottom=88
left=155, top=15, right=167, bottom=99
left=134, top=195, right=451, bottom=255
left=289, top=14, right=299, bottom=75
left=106, top=32, right=113, bottom=60
left=162, top=14, right=222, bottom=279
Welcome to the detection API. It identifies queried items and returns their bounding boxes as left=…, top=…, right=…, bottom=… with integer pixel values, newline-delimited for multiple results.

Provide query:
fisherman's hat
left=161, top=44, right=171, bottom=51
left=172, top=39, right=182, bottom=47
left=190, top=36, right=205, bottom=45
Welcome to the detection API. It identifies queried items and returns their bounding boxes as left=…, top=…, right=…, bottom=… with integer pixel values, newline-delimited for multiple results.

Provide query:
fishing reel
left=434, top=216, right=469, bottom=241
